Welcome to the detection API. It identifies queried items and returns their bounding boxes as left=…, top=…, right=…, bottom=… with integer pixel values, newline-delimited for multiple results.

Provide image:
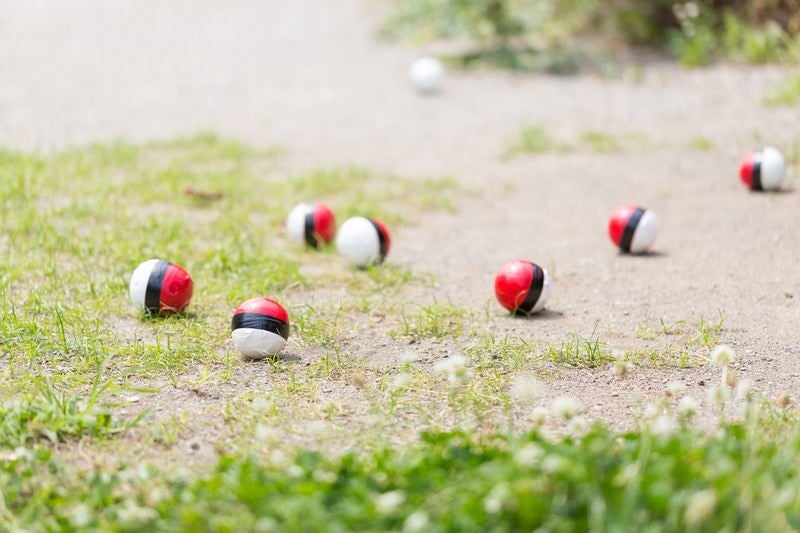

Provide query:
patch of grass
left=0, top=373, right=142, bottom=447
left=467, top=333, right=536, bottom=370
left=545, top=328, right=614, bottom=368
left=503, top=125, right=566, bottom=158
left=3, top=396, right=799, bottom=530
left=578, top=130, right=622, bottom=153
left=763, top=74, right=800, bottom=107
left=397, top=302, right=467, bottom=340
left=687, top=135, right=715, bottom=151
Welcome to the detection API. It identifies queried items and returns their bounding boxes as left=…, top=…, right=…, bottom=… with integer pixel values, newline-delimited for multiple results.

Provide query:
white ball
left=630, top=210, right=660, bottom=254
left=408, top=57, right=445, bottom=94
left=760, top=146, right=786, bottom=191
left=336, top=216, right=381, bottom=267
left=286, top=202, right=312, bottom=244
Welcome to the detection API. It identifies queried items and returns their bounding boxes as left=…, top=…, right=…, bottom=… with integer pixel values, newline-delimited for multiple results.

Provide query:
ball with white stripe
left=231, top=297, right=290, bottom=359
left=494, top=260, right=552, bottom=315
left=608, top=205, right=659, bottom=254
left=336, top=216, right=391, bottom=268
left=739, top=146, right=785, bottom=192
left=286, top=202, right=336, bottom=248
left=129, top=259, right=193, bottom=314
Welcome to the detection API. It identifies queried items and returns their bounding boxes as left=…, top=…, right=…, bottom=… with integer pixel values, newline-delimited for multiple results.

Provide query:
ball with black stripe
left=231, top=297, right=290, bottom=358
left=494, top=260, right=552, bottom=315
left=336, top=216, right=391, bottom=268
left=286, top=202, right=336, bottom=248
left=129, top=259, right=193, bottom=315
left=608, top=205, right=660, bottom=254
left=739, top=147, right=785, bottom=192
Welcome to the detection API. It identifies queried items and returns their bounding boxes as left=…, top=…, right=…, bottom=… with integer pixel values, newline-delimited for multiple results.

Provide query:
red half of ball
left=370, top=218, right=392, bottom=258
left=739, top=152, right=757, bottom=189
left=608, top=204, right=639, bottom=247
left=494, top=260, right=534, bottom=313
left=160, top=263, right=193, bottom=312
left=234, top=297, right=289, bottom=324
left=313, top=203, right=336, bottom=243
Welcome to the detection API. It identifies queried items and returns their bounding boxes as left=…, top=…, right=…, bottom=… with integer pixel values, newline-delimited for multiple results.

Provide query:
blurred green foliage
left=383, top=0, right=800, bottom=69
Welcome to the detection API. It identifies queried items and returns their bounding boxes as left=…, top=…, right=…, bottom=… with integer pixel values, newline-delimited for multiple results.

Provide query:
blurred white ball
left=408, top=57, right=445, bottom=94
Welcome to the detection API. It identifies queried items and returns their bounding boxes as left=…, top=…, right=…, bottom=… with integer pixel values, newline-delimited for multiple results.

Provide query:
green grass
left=578, top=130, right=622, bottom=153
left=397, top=302, right=468, bottom=340
left=2, top=396, right=799, bottom=531
left=764, top=74, right=800, bottom=107
left=504, top=126, right=641, bottom=159
left=0, top=134, right=457, bottom=389
left=686, top=135, right=715, bottom=151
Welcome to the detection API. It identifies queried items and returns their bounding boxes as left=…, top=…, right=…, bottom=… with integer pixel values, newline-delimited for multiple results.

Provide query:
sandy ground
left=3, top=0, right=800, bottom=454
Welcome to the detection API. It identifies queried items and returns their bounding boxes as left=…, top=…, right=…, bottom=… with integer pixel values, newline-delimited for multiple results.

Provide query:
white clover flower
left=390, top=373, right=413, bottom=391
left=677, top=396, right=699, bottom=418
left=510, top=374, right=540, bottom=404
left=665, top=381, right=686, bottom=397
left=552, top=396, right=582, bottom=420
left=117, top=502, right=157, bottom=524
left=70, top=505, right=91, bottom=528
left=541, top=455, right=565, bottom=474
left=735, top=379, right=753, bottom=401
left=375, top=490, right=406, bottom=514
left=651, top=415, right=678, bottom=436
left=400, top=351, right=419, bottom=364
left=684, top=1, right=700, bottom=18
left=403, top=511, right=429, bottom=532
left=614, top=357, right=630, bottom=378
left=710, top=345, right=735, bottom=368
left=434, top=354, right=473, bottom=386
left=256, top=424, right=278, bottom=442
left=287, top=465, right=304, bottom=478
left=707, top=385, right=730, bottom=407
left=313, top=468, right=337, bottom=484
left=567, top=415, right=588, bottom=437
left=684, top=489, right=716, bottom=525
left=722, top=367, right=738, bottom=388
left=643, top=402, right=658, bottom=419
left=483, top=483, right=510, bottom=514
left=530, top=406, right=549, bottom=428
left=514, top=443, right=543, bottom=467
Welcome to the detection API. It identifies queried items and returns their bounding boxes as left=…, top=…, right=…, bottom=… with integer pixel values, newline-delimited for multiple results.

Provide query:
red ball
left=231, top=297, right=290, bottom=358
left=287, top=202, right=337, bottom=248
left=494, top=260, right=551, bottom=315
left=129, top=259, right=193, bottom=314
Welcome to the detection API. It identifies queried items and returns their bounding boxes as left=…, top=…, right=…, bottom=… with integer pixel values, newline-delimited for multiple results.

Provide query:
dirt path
left=3, top=1, right=800, bottom=447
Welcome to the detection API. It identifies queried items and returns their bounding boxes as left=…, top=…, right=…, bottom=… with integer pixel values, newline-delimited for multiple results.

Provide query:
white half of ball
left=129, top=259, right=160, bottom=310
left=336, top=216, right=380, bottom=267
left=630, top=210, right=659, bottom=254
left=760, top=146, right=786, bottom=191
left=286, top=202, right=313, bottom=244
left=530, top=268, right=552, bottom=314
left=232, top=328, right=287, bottom=359
left=408, top=57, right=445, bottom=94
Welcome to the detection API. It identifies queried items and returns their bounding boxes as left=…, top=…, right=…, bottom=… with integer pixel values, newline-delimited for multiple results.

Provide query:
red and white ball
left=739, top=146, right=785, bottom=191
left=494, top=260, right=552, bottom=315
left=231, top=297, right=290, bottom=358
left=608, top=205, right=659, bottom=254
left=129, top=259, right=193, bottom=314
left=286, top=202, right=336, bottom=248
left=336, top=216, right=391, bottom=267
